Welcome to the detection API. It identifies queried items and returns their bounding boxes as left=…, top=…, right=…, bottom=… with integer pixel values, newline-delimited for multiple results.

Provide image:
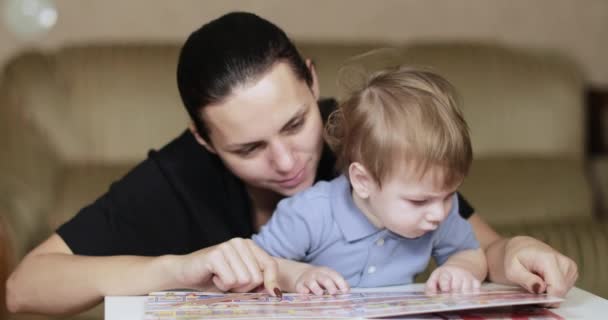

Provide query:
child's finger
left=306, top=280, right=325, bottom=296
left=451, top=274, right=463, bottom=292
left=335, top=276, right=350, bottom=293
left=323, top=269, right=350, bottom=293
left=295, top=281, right=310, bottom=294
left=461, top=279, right=472, bottom=292
left=439, top=272, right=452, bottom=292
left=473, top=279, right=481, bottom=289
left=425, top=271, right=440, bottom=293
left=317, top=275, right=339, bottom=294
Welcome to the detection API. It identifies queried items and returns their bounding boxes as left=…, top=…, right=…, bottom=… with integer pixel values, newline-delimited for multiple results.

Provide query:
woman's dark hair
left=177, top=12, right=313, bottom=143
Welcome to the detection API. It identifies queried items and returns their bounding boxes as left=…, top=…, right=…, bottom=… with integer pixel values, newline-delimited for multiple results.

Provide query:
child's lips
left=422, top=224, right=439, bottom=232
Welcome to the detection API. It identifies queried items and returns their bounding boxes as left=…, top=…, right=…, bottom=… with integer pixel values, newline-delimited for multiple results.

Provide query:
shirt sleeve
left=56, top=157, right=196, bottom=256
left=253, top=194, right=324, bottom=261
left=432, top=194, right=480, bottom=265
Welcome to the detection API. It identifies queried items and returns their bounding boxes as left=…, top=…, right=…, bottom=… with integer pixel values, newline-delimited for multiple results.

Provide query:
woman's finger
left=249, top=241, right=281, bottom=297
left=220, top=241, right=255, bottom=289
left=230, top=239, right=264, bottom=288
left=208, top=250, right=237, bottom=291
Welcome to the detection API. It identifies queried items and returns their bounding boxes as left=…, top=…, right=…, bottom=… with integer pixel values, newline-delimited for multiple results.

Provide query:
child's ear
left=349, top=162, right=375, bottom=199
left=189, top=123, right=216, bottom=154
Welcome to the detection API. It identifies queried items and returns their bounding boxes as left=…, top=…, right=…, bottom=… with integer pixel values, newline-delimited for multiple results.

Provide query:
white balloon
left=3, top=0, right=58, bottom=40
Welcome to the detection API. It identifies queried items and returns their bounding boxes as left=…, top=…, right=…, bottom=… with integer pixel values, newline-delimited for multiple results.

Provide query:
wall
left=0, top=0, right=607, bottom=86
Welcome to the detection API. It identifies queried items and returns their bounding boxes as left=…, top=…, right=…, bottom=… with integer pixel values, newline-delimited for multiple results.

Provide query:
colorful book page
left=144, top=287, right=563, bottom=319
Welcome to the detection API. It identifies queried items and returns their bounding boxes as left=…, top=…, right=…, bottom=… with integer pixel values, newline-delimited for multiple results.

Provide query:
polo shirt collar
left=330, top=175, right=383, bottom=242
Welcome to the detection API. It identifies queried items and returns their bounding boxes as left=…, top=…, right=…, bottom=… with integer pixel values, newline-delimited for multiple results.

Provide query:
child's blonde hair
left=325, top=66, right=472, bottom=188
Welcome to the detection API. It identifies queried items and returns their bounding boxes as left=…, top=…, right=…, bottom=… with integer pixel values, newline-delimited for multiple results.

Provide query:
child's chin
left=400, top=230, right=427, bottom=239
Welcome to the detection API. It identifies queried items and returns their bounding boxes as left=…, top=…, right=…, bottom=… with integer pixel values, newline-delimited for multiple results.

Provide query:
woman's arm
left=6, top=235, right=279, bottom=316
left=468, top=214, right=578, bottom=297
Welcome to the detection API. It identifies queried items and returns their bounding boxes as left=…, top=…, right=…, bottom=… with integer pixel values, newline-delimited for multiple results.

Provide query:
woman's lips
left=276, top=167, right=306, bottom=189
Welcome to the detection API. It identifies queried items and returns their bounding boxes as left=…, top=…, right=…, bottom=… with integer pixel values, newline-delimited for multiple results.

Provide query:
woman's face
left=197, top=62, right=324, bottom=196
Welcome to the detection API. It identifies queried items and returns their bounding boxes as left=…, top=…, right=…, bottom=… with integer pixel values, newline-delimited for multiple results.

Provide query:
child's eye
left=409, top=199, right=428, bottom=206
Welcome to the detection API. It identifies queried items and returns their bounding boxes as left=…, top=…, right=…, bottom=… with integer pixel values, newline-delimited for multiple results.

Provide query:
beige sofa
left=1, top=42, right=606, bottom=319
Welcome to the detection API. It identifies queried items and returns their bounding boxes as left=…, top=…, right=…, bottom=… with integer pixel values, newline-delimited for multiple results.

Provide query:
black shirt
left=57, top=99, right=474, bottom=256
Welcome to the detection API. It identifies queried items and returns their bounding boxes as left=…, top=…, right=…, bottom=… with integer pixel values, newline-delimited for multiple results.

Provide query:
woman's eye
left=236, top=146, right=258, bottom=156
left=286, top=119, right=304, bottom=132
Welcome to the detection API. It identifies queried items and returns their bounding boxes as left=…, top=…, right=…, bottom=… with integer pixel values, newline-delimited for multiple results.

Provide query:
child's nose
left=426, top=203, right=447, bottom=223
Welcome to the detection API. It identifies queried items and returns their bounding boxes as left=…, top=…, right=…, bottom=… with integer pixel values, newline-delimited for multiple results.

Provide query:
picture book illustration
left=144, top=287, right=563, bottom=319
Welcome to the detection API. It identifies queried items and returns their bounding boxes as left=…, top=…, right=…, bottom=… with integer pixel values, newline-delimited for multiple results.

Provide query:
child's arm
left=442, top=248, right=487, bottom=280
left=426, top=248, right=487, bottom=292
left=252, top=195, right=349, bottom=295
left=428, top=194, right=486, bottom=292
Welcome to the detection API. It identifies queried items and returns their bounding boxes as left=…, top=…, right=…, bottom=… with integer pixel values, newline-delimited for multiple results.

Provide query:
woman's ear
left=189, top=123, right=216, bottom=154
left=306, top=59, right=320, bottom=99
left=349, top=162, right=375, bottom=199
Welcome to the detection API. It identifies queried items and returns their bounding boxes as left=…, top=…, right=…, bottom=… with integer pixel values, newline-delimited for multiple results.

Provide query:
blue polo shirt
left=253, top=175, right=479, bottom=287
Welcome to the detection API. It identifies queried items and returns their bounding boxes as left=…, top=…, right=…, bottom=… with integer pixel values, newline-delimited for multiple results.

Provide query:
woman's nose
left=269, top=140, right=296, bottom=173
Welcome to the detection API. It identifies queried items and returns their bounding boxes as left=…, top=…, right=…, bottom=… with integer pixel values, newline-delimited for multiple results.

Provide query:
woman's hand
left=470, top=215, right=577, bottom=304
left=294, top=266, right=350, bottom=295
left=177, top=238, right=281, bottom=296
left=503, top=236, right=578, bottom=300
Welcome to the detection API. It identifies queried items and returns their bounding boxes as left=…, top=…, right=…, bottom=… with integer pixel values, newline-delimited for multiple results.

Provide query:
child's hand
left=295, top=266, right=350, bottom=295
left=425, top=265, right=481, bottom=293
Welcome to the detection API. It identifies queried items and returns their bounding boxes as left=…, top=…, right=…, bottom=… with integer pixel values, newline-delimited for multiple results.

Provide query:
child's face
left=354, top=165, right=461, bottom=239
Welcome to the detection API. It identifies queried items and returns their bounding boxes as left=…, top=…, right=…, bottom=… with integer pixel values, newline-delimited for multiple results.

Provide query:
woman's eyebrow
left=225, top=103, right=309, bottom=150
left=279, top=106, right=308, bottom=132
left=226, top=140, right=263, bottom=151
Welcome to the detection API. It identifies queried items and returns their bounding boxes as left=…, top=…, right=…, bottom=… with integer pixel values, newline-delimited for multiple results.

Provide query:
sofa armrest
left=0, top=213, right=12, bottom=319
left=0, top=53, right=62, bottom=261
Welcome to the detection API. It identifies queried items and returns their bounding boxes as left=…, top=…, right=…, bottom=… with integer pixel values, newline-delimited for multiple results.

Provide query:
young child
left=253, top=66, right=487, bottom=295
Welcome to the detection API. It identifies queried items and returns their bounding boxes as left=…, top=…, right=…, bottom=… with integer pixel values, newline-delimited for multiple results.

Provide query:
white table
left=105, top=284, right=608, bottom=319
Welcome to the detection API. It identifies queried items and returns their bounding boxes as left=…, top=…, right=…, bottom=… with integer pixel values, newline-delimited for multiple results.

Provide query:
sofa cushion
left=460, top=158, right=593, bottom=224
left=6, top=43, right=584, bottom=164
left=301, top=43, right=584, bottom=158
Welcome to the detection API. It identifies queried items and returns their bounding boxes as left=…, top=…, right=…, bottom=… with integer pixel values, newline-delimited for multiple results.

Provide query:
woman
left=7, top=12, right=577, bottom=316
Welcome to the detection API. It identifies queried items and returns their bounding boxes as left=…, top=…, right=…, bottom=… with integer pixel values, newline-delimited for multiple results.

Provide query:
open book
left=144, top=286, right=563, bottom=319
